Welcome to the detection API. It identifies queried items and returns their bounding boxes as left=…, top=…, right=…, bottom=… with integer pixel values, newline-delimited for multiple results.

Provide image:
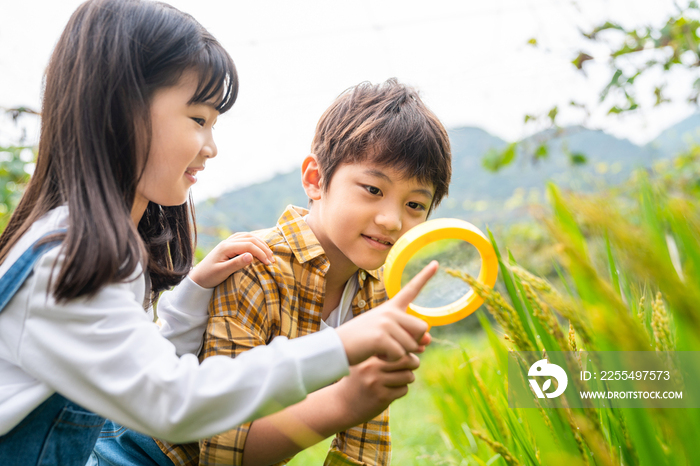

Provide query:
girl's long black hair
left=0, top=0, right=237, bottom=306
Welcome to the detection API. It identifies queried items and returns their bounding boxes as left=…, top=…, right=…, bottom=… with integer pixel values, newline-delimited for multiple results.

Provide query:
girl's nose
left=202, top=136, right=217, bottom=159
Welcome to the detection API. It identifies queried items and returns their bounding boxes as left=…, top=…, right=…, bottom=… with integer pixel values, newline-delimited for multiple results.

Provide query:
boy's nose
left=375, top=209, right=402, bottom=232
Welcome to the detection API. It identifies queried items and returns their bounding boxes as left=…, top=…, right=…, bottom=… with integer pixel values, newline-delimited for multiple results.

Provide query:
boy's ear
left=301, top=154, right=323, bottom=201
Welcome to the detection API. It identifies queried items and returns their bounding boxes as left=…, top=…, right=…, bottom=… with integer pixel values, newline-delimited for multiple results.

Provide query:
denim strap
left=0, top=227, right=108, bottom=465
left=0, top=229, right=66, bottom=312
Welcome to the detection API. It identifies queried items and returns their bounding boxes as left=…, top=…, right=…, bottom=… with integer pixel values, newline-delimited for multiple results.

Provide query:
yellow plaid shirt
left=156, top=205, right=391, bottom=466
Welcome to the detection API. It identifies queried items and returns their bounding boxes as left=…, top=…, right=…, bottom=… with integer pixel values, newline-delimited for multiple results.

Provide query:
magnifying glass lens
left=383, top=218, right=498, bottom=327
left=401, top=238, right=481, bottom=308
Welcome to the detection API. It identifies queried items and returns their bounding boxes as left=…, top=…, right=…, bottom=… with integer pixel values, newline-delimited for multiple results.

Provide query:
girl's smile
left=185, top=165, right=205, bottom=184
left=131, top=71, right=219, bottom=223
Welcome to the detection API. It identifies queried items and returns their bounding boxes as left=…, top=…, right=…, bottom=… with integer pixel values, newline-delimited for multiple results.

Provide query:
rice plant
left=427, top=148, right=700, bottom=466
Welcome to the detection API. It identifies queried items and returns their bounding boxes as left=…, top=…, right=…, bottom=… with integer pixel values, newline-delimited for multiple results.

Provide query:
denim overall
left=0, top=231, right=106, bottom=465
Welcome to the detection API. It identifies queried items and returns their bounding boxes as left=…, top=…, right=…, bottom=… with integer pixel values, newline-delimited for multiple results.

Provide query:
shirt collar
left=276, top=205, right=325, bottom=264
left=276, top=205, right=381, bottom=281
left=363, top=268, right=381, bottom=281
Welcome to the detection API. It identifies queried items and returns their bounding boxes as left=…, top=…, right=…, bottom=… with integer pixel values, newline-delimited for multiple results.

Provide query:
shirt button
left=359, top=271, right=367, bottom=281
left=358, top=299, right=367, bottom=308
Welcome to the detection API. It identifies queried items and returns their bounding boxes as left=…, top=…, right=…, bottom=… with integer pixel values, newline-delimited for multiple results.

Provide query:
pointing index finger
left=391, top=260, right=439, bottom=309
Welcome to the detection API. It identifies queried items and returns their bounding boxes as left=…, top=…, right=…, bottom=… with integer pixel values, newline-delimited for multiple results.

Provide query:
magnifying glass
left=383, top=218, right=498, bottom=328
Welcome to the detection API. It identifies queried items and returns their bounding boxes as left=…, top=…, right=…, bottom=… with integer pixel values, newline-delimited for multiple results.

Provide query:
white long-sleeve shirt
left=0, top=206, right=349, bottom=442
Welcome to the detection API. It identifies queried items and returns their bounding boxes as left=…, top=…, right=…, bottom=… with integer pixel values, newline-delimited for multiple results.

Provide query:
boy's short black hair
left=311, top=78, right=451, bottom=213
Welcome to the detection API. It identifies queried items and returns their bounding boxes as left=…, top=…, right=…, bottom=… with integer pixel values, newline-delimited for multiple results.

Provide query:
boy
left=159, top=78, right=452, bottom=466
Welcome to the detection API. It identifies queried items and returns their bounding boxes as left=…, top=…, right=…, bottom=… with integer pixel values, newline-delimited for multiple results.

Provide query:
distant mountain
left=432, top=125, right=659, bottom=226
left=196, top=170, right=307, bottom=241
left=645, top=113, right=700, bottom=156
left=195, top=114, right=700, bottom=250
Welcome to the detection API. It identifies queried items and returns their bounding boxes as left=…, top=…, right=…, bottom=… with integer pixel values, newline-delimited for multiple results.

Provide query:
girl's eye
left=192, top=117, right=206, bottom=126
left=407, top=201, right=426, bottom=211
left=365, top=186, right=381, bottom=195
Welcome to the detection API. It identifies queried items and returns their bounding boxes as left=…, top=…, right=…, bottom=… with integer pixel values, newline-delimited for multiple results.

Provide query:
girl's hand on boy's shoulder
left=189, top=232, right=275, bottom=289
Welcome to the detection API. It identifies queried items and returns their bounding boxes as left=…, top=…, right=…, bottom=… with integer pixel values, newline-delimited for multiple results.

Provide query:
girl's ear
left=301, top=154, right=323, bottom=201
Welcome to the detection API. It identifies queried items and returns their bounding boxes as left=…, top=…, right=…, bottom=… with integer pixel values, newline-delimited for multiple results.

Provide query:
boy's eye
left=365, top=186, right=381, bottom=195
left=192, top=117, right=206, bottom=126
left=407, top=201, right=426, bottom=211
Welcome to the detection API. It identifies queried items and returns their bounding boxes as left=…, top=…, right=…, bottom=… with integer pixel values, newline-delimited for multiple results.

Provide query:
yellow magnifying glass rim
left=383, top=218, right=499, bottom=327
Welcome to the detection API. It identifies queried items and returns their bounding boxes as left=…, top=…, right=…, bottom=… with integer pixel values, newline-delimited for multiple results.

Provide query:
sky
left=0, top=0, right=693, bottom=203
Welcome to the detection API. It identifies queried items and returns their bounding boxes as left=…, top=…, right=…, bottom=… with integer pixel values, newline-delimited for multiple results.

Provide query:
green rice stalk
left=471, top=430, right=523, bottom=466
left=510, top=265, right=594, bottom=348
left=572, top=413, right=617, bottom=466
left=605, top=405, right=637, bottom=466
left=472, top=370, right=509, bottom=441
left=651, top=292, right=674, bottom=352
left=542, top=222, right=651, bottom=351
left=554, top=403, right=592, bottom=466
left=446, top=268, right=535, bottom=352
left=568, top=323, right=583, bottom=370
left=519, top=285, right=599, bottom=437
left=568, top=323, right=577, bottom=353
left=511, top=352, right=559, bottom=443
left=567, top=192, right=700, bottom=339
left=637, top=294, right=646, bottom=322
left=521, top=282, right=569, bottom=352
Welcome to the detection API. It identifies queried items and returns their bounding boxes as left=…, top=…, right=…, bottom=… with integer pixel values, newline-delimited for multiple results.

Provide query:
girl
left=0, top=1, right=435, bottom=464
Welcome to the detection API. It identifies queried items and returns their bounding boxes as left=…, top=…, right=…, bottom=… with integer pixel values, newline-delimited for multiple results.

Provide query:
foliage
left=485, top=2, right=700, bottom=171
left=423, top=148, right=700, bottom=465
left=585, top=5, right=700, bottom=110
left=0, top=107, right=38, bottom=232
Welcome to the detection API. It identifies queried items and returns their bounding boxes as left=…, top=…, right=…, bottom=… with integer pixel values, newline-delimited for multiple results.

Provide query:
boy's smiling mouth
left=362, top=234, right=394, bottom=249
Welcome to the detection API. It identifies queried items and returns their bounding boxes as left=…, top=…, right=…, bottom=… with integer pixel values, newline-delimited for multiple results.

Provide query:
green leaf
left=547, top=183, right=587, bottom=258
left=482, top=143, right=517, bottom=172
left=571, top=52, right=593, bottom=70
left=605, top=231, right=621, bottom=297
left=600, top=69, right=623, bottom=101
left=534, top=144, right=549, bottom=160
left=476, top=310, right=508, bottom=373
left=583, top=21, right=624, bottom=40
left=487, top=228, right=538, bottom=349
left=512, top=272, right=561, bottom=352
left=569, top=152, right=587, bottom=165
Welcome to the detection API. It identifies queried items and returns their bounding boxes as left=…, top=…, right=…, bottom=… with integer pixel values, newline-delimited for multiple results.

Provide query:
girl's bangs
left=189, top=42, right=238, bottom=113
